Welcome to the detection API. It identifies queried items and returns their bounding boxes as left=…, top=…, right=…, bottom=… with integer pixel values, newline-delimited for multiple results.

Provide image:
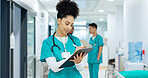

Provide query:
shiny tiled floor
left=80, top=67, right=108, bottom=78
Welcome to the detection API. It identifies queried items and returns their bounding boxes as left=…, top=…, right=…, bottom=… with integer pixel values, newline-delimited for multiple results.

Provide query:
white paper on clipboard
left=80, top=40, right=92, bottom=48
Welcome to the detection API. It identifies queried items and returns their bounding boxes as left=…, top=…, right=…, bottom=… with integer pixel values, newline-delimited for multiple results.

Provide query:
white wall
left=116, top=6, right=124, bottom=48
left=35, top=3, right=49, bottom=78
left=105, top=6, right=124, bottom=65
left=97, top=22, right=107, bottom=37
left=107, top=12, right=117, bottom=59
left=35, top=3, right=49, bottom=58
left=124, top=0, right=148, bottom=64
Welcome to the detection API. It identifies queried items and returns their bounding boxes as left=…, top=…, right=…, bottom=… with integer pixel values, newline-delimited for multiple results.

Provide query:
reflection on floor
left=80, top=67, right=108, bottom=78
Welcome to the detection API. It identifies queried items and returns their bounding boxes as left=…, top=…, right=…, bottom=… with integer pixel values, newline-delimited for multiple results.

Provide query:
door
left=0, top=0, right=10, bottom=78
left=11, top=2, right=27, bottom=78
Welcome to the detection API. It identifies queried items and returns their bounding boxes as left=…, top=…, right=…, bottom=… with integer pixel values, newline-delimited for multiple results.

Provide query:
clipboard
left=59, top=48, right=93, bottom=68
left=80, top=40, right=92, bottom=48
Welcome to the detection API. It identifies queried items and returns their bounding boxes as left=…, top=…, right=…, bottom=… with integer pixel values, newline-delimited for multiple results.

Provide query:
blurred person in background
left=87, top=23, right=104, bottom=78
left=68, top=26, right=74, bottom=35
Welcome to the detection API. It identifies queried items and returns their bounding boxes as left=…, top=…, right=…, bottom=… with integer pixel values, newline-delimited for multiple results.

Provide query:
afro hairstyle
left=56, top=0, right=79, bottom=19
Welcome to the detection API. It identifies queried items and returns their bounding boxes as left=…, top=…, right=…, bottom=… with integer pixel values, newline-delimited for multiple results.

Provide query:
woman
left=40, top=0, right=85, bottom=78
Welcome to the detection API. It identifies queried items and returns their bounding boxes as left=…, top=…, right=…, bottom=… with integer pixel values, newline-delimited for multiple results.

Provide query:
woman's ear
left=57, top=18, right=61, bottom=25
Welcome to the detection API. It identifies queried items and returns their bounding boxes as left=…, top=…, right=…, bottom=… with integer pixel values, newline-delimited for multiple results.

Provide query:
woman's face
left=57, top=15, right=74, bottom=35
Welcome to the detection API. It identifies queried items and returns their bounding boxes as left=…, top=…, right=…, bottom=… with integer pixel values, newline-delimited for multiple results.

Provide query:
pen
left=73, top=44, right=77, bottom=48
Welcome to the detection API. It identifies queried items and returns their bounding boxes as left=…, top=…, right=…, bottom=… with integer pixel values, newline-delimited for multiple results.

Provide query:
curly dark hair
left=56, top=0, right=79, bottom=19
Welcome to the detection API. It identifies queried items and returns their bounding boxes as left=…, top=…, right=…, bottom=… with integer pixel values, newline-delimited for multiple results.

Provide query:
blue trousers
left=88, top=63, right=100, bottom=78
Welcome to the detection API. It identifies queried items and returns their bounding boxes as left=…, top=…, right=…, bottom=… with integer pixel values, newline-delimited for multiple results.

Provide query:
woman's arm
left=75, top=59, right=84, bottom=71
left=46, top=57, right=66, bottom=72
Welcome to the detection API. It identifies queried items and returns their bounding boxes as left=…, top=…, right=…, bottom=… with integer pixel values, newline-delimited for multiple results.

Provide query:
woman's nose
left=68, top=25, right=72, bottom=30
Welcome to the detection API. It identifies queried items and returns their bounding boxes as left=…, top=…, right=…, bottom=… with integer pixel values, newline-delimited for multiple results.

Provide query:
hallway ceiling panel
left=39, top=0, right=123, bottom=23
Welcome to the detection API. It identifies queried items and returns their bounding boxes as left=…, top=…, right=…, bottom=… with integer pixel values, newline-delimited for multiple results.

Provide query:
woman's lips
left=65, top=29, right=69, bottom=33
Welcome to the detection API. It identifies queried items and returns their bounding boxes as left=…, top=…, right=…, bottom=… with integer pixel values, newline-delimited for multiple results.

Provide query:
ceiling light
left=108, top=0, right=114, bottom=1
left=28, top=21, right=33, bottom=23
left=99, top=19, right=104, bottom=21
left=98, top=10, right=104, bottom=12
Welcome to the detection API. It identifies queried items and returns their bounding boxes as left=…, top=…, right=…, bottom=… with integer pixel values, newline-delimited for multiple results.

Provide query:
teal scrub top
left=87, top=34, right=104, bottom=64
left=40, top=34, right=82, bottom=78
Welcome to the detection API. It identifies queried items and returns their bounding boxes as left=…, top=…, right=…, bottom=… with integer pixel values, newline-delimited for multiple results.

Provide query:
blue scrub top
left=40, top=34, right=82, bottom=78
left=87, top=34, right=104, bottom=64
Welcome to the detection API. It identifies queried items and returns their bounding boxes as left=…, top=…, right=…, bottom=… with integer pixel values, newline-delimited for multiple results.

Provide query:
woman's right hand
left=70, top=46, right=85, bottom=64
left=74, top=46, right=84, bottom=53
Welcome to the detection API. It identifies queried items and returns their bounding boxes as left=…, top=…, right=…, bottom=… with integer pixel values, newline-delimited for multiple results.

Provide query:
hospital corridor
left=1, top=0, right=148, bottom=78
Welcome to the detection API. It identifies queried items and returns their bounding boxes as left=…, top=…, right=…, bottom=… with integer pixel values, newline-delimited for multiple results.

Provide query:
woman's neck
left=55, top=28, right=67, bottom=37
left=93, top=32, right=97, bottom=37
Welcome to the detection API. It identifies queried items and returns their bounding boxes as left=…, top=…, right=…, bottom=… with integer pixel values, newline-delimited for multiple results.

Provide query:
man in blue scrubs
left=87, top=23, right=104, bottom=78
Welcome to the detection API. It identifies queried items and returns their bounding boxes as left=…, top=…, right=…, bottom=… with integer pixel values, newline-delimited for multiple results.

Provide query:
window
left=27, top=15, right=36, bottom=78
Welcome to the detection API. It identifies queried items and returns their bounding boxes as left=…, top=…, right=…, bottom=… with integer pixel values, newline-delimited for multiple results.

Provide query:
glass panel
left=13, top=4, right=21, bottom=78
left=27, top=15, right=35, bottom=78
left=73, top=27, right=87, bottom=40
left=27, top=16, right=35, bottom=55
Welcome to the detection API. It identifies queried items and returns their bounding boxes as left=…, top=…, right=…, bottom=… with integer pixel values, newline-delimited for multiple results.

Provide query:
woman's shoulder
left=68, top=34, right=79, bottom=40
left=42, top=35, right=54, bottom=44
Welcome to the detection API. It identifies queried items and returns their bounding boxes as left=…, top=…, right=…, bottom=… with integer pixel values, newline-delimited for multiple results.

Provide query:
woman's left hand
left=70, top=52, right=86, bottom=64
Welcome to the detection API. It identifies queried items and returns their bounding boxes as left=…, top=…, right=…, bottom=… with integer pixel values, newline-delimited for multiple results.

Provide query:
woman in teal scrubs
left=87, top=23, right=104, bottom=78
left=40, top=0, right=85, bottom=78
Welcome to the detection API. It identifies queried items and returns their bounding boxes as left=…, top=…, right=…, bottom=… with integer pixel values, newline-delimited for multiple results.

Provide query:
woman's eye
left=65, top=23, right=69, bottom=25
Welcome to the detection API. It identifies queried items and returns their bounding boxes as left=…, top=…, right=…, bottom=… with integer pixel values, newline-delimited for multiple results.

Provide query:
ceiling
left=38, top=0, right=123, bottom=23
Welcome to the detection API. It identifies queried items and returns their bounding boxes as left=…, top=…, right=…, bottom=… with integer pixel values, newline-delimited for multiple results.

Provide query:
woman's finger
left=80, top=52, right=82, bottom=57
left=70, top=59, right=74, bottom=61
left=82, top=53, right=86, bottom=58
left=76, top=54, right=78, bottom=58
left=74, top=56, right=76, bottom=60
